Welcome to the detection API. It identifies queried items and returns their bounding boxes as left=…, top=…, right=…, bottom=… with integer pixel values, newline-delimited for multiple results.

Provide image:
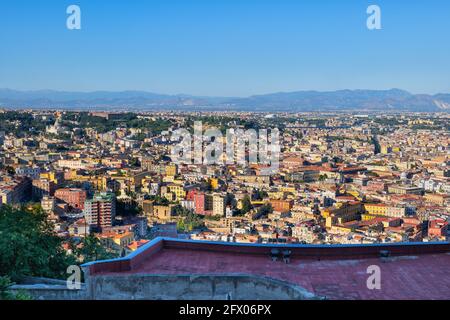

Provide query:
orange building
left=270, top=199, right=294, bottom=213
left=55, top=188, right=87, bottom=210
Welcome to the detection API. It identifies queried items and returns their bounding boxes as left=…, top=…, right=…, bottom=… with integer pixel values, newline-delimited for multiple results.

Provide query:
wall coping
left=82, top=237, right=450, bottom=273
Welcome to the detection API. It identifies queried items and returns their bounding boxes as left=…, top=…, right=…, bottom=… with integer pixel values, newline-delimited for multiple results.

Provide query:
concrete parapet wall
left=86, top=274, right=319, bottom=300
left=10, top=284, right=86, bottom=300
left=11, top=274, right=318, bottom=300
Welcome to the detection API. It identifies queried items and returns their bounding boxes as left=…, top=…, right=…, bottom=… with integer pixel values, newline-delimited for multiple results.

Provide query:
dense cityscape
left=2, top=0, right=450, bottom=308
left=1, top=110, right=448, bottom=263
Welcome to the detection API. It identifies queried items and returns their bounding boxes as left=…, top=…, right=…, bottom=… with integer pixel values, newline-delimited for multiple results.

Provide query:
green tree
left=174, top=205, right=192, bottom=217
left=176, top=219, right=186, bottom=233
left=148, top=195, right=170, bottom=206
left=184, top=212, right=205, bottom=232
left=129, top=157, right=141, bottom=167
left=0, top=276, right=31, bottom=300
left=116, top=199, right=141, bottom=217
left=241, top=195, right=253, bottom=214
left=176, top=211, right=205, bottom=233
left=252, top=190, right=268, bottom=201
left=0, top=205, right=77, bottom=282
left=74, top=235, right=115, bottom=264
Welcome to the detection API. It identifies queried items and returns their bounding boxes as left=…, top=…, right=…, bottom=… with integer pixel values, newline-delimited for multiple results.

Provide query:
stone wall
left=10, top=273, right=319, bottom=300
left=10, top=284, right=86, bottom=300
left=84, top=274, right=319, bottom=300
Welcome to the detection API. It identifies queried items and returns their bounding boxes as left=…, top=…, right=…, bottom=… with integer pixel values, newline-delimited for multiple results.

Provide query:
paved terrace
left=83, top=239, right=450, bottom=300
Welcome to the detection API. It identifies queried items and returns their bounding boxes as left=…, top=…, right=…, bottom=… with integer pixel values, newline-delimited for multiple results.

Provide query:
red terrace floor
left=97, top=248, right=450, bottom=300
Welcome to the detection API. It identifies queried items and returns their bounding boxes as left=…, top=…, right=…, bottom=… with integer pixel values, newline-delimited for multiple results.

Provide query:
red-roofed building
left=127, top=240, right=150, bottom=252
left=428, top=219, right=449, bottom=239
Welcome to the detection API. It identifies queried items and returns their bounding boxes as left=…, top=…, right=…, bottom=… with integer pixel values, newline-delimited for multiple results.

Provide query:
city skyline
left=1, top=109, right=449, bottom=301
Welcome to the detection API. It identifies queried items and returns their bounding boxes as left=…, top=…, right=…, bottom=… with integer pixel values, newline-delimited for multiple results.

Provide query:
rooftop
left=83, top=238, right=450, bottom=300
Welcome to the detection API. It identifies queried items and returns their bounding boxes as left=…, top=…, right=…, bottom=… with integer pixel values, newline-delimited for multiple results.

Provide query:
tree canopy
left=241, top=195, right=253, bottom=214
left=73, top=234, right=115, bottom=264
left=0, top=205, right=76, bottom=282
left=0, top=205, right=116, bottom=284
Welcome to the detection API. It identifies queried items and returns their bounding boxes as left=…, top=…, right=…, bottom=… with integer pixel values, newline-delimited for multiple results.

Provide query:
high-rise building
left=194, top=192, right=219, bottom=216
left=84, top=192, right=116, bottom=231
left=194, top=192, right=206, bottom=215
left=212, top=194, right=226, bottom=216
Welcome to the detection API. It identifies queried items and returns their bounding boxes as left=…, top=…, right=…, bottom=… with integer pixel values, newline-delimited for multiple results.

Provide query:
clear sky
left=0, top=0, right=449, bottom=96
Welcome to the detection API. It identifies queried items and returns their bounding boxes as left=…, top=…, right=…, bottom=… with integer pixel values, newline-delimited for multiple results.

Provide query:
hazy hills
left=0, top=88, right=449, bottom=112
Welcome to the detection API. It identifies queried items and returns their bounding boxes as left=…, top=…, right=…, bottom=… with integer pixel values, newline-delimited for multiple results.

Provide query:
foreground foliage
left=0, top=205, right=116, bottom=285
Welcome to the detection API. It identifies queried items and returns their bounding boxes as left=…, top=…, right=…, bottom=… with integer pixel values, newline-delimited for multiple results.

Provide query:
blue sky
left=0, top=0, right=449, bottom=96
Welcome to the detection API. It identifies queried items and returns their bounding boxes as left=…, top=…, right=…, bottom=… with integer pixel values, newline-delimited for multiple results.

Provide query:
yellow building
left=165, top=164, right=178, bottom=177
left=64, top=170, right=79, bottom=181
left=424, top=193, right=449, bottom=206
left=388, top=185, right=423, bottom=195
left=162, top=175, right=175, bottom=183
left=380, top=144, right=392, bottom=154
left=363, top=203, right=406, bottom=218
left=91, top=176, right=108, bottom=191
left=280, top=186, right=296, bottom=194
left=73, top=175, right=108, bottom=191
left=112, top=232, right=135, bottom=247
left=40, top=172, right=60, bottom=184
left=161, top=184, right=186, bottom=201
left=364, top=204, right=388, bottom=216
left=153, top=205, right=177, bottom=221
left=322, top=202, right=363, bottom=228
left=329, top=224, right=354, bottom=234
left=347, top=190, right=363, bottom=201
left=210, top=178, right=219, bottom=190
left=361, top=214, right=377, bottom=221
left=267, top=191, right=284, bottom=200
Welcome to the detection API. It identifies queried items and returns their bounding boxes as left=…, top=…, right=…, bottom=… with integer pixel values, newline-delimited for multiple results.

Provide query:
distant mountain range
left=0, top=88, right=449, bottom=112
